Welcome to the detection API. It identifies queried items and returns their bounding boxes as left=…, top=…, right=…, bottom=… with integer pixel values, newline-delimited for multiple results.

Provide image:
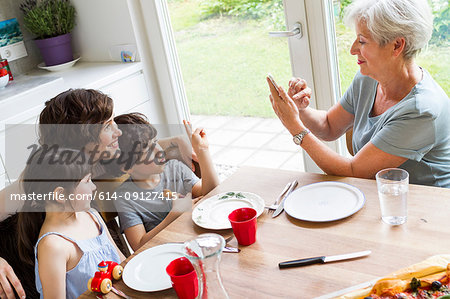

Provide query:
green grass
left=416, top=46, right=450, bottom=93
left=173, top=17, right=291, bottom=117
left=168, top=2, right=449, bottom=117
left=168, top=0, right=202, bottom=31
left=335, top=22, right=359, bottom=94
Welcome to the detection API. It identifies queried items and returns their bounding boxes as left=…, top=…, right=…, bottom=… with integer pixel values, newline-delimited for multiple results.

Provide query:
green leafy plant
left=200, top=0, right=240, bottom=17
left=19, top=0, right=76, bottom=39
left=339, top=0, right=352, bottom=20
left=430, top=4, right=449, bottom=45
left=200, top=0, right=282, bottom=21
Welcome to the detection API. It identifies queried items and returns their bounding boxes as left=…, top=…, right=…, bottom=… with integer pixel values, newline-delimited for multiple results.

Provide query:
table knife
left=278, top=250, right=371, bottom=269
left=272, top=180, right=298, bottom=218
left=223, top=246, right=240, bottom=253
left=275, top=181, right=292, bottom=204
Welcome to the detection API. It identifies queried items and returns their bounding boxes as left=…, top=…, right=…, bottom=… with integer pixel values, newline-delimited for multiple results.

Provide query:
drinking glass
left=376, top=168, right=409, bottom=225
left=183, top=233, right=229, bottom=299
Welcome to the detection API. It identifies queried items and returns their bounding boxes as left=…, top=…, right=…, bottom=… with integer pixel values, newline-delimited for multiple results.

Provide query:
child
left=113, top=113, right=219, bottom=251
left=17, top=148, right=125, bottom=299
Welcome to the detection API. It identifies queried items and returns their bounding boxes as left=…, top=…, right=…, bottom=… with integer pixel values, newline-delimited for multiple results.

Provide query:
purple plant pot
left=35, top=33, right=74, bottom=66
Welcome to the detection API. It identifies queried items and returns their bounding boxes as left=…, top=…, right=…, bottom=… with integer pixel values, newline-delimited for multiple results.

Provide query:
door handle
left=269, top=22, right=302, bottom=39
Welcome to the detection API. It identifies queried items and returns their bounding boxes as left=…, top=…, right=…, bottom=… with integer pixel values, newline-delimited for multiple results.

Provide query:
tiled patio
left=190, top=115, right=305, bottom=181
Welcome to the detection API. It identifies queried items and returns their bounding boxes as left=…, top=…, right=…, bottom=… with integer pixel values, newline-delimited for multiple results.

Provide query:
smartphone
left=267, top=73, right=280, bottom=93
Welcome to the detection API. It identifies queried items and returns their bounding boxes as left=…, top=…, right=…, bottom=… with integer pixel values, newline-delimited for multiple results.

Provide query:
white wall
left=70, top=0, right=167, bottom=126
left=71, top=0, right=138, bottom=62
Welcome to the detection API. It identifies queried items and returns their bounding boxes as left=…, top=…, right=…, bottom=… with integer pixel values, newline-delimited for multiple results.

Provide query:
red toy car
left=88, top=261, right=123, bottom=294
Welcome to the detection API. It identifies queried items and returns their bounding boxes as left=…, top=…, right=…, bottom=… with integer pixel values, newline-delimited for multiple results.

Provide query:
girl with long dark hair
left=18, top=148, right=124, bottom=299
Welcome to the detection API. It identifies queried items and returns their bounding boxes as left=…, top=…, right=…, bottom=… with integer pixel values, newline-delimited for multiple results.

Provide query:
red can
left=0, top=59, right=13, bottom=81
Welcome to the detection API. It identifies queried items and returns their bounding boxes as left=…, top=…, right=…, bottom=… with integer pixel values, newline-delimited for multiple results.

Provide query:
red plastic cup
left=166, top=257, right=198, bottom=299
left=228, top=207, right=257, bottom=245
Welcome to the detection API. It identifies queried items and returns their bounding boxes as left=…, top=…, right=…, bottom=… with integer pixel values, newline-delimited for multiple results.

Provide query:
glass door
left=166, top=0, right=311, bottom=176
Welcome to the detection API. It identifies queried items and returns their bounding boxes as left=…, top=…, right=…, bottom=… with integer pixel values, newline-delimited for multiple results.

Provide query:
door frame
left=127, top=0, right=191, bottom=128
left=284, top=0, right=344, bottom=172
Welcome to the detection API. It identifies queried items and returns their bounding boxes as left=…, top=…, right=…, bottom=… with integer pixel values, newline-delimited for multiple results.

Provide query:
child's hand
left=183, top=120, right=209, bottom=154
left=172, top=192, right=193, bottom=212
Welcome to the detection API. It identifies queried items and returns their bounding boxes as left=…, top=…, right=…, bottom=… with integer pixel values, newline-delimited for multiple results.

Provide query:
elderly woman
left=268, top=0, right=450, bottom=187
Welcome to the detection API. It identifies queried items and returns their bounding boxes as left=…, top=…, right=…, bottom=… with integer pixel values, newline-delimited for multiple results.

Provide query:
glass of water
left=376, top=168, right=409, bottom=225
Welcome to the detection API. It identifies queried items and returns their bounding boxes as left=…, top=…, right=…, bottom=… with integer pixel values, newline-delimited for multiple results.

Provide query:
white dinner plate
left=284, top=182, right=365, bottom=222
left=122, top=243, right=184, bottom=292
left=192, top=191, right=265, bottom=230
left=37, top=56, right=81, bottom=72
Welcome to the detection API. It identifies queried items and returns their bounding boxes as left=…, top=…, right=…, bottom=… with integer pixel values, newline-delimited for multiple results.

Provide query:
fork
left=224, top=235, right=234, bottom=243
left=266, top=181, right=292, bottom=213
left=171, top=235, right=239, bottom=253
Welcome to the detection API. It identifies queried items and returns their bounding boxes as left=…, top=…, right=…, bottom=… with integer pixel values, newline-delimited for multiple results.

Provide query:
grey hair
left=344, top=0, right=433, bottom=60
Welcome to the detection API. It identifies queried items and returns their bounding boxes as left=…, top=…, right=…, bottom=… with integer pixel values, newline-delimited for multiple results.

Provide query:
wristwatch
left=292, top=129, right=310, bottom=146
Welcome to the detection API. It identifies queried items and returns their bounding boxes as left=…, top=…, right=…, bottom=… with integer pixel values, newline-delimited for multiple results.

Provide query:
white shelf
left=0, top=61, right=143, bottom=125
left=28, top=61, right=143, bottom=90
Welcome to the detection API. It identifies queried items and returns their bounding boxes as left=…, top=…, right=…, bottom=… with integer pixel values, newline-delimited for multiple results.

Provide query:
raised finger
left=183, top=120, right=192, bottom=136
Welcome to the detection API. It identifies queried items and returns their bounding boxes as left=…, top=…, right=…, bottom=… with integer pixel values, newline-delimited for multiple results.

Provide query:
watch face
left=293, top=129, right=310, bottom=145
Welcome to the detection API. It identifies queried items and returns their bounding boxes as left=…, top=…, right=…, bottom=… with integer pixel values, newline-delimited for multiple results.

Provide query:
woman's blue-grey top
left=340, top=69, right=450, bottom=188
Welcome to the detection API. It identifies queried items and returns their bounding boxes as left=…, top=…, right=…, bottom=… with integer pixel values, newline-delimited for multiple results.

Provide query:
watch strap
left=293, top=129, right=310, bottom=145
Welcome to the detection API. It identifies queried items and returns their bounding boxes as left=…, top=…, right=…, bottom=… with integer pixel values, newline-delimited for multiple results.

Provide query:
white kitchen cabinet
left=101, top=70, right=148, bottom=114
left=3, top=124, right=40, bottom=182
left=127, top=99, right=152, bottom=115
left=0, top=113, right=42, bottom=179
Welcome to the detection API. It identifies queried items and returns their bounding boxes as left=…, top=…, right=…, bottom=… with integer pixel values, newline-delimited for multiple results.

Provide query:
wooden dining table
left=80, top=166, right=450, bottom=299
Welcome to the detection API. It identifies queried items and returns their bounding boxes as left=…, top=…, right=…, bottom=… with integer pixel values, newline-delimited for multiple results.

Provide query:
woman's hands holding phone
left=267, top=77, right=306, bottom=136
left=288, top=77, right=312, bottom=111
left=266, top=74, right=312, bottom=111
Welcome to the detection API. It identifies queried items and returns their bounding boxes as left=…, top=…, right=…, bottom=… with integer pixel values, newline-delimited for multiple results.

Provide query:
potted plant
left=20, top=0, right=76, bottom=66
